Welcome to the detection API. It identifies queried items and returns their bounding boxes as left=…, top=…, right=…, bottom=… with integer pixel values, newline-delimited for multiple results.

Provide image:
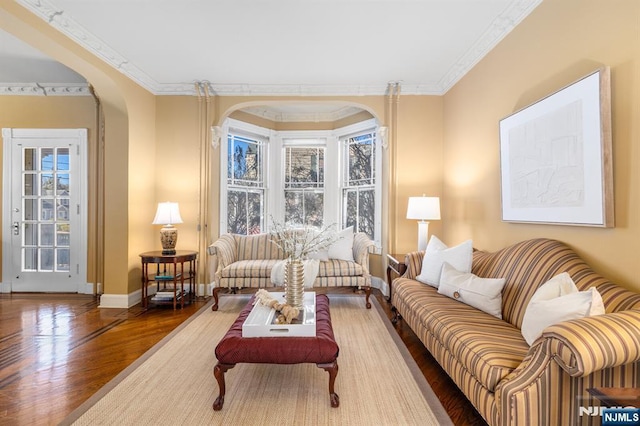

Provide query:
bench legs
left=213, top=362, right=235, bottom=410
left=318, top=361, right=340, bottom=407
left=212, top=361, right=339, bottom=410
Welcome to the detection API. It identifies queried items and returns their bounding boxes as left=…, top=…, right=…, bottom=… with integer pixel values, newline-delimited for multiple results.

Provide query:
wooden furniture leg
left=318, top=361, right=340, bottom=407
left=364, top=286, right=372, bottom=309
left=212, top=362, right=235, bottom=410
left=211, top=287, right=222, bottom=311
left=391, top=306, right=402, bottom=325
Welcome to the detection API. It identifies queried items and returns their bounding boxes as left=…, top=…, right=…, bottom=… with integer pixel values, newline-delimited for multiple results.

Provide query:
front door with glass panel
left=3, top=128, right=86, bottom=292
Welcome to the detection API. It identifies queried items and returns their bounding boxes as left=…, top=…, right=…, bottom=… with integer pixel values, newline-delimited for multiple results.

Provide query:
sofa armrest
left=207, top=234, right=237, bottom=282
left=494, top=309, right=640, bottom=426
left=542, top=309, right=640, bottom=377
left=353, top=233, right=375, bottom=273
left=403, top=251, right=425, bottom=280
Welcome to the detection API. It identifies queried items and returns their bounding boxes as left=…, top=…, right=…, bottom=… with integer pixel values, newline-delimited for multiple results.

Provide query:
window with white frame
left=225, top=130, right=267, bottom=235
left=220, top=118, right=381, bottom=247
left=341, top=131, right=377, bottom=239
left=283, top=144, right=325, bottom=227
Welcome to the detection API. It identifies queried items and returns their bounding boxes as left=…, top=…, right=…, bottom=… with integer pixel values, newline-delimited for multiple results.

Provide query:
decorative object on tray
left=243, top=291, right=317, bottom=337
left=254, top=289, right=300, bottom=324
left=270, top=221, right=340, bottom=308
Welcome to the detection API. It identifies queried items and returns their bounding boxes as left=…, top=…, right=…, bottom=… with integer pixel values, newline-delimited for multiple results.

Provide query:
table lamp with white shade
left=152, top=202, right=183, bottom=254
left=406, top=195, right=441, bottom=251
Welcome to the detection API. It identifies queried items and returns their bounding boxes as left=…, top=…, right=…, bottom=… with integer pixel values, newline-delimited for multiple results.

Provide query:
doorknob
left=13, top=222, right=19, bottom=236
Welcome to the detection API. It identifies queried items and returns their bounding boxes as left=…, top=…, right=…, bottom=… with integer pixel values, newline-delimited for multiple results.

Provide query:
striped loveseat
left=208, top=232, right=375, bottom=311
left=391, top=238, right=640, bottom=426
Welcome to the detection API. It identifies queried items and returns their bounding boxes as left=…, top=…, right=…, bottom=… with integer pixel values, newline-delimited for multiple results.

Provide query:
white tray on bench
left=242, top=291, right=316, bottom=337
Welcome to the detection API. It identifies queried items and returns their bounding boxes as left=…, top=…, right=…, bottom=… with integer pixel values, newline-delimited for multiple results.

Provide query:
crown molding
left=0, top=83, right=90, bottom=96
left=160, top=82, right=445, bottom=96
left=17, top=0, right=159, bottom=92
left=438, top=0, right=543, bottom=92
left=17, top=0, right=541, bottom=97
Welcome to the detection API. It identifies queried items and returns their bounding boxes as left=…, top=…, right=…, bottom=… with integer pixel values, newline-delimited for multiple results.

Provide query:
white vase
left=285, top=258, right=304, bottom=309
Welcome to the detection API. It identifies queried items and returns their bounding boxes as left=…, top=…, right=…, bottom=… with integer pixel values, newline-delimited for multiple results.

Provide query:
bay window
left=220, top=118, right=381, bottom=248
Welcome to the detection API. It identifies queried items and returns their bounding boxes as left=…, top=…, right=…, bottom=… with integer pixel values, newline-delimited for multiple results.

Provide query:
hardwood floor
left=0, top=289, right=487, bottom=425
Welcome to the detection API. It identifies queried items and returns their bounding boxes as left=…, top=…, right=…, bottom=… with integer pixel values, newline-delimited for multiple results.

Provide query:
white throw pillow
left=416, top=235, right=473, bottom=288
left=305, top=228, right=330, bottom=261
left=437, top=262, right=506, bottom=318
left=521, top=272, right=605, bottom=345
left=308, top=250, right=329, bottom=261
left=326, top=227, right=354, bottom=261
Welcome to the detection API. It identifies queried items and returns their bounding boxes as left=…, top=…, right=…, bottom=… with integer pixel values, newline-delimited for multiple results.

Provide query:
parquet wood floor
left=0, top=289, right=487, bottom=425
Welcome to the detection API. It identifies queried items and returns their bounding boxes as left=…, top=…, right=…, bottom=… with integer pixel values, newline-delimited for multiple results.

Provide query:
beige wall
left=393, top=95, right=444, bottom=255
left=154, top=96, right=202, bottom=254
left=442, top=0, right=640, bottom=291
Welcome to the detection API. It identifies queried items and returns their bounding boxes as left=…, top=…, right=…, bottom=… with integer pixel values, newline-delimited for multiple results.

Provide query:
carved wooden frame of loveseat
left=208, top=232, right=375, bottom=311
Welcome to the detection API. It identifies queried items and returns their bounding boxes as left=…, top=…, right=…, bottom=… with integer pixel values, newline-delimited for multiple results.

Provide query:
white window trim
left=333, top=118, right=382, bottom=251
left=220, top=117, right=381, bottom=251
left=220, top=118, right=272, bottom=233
left=274, top=131, right=335, bottom=226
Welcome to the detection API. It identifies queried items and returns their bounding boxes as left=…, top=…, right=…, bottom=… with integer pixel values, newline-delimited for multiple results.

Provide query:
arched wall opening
left=0, top=3, right=156, bottom=303
left=208, top=98, right=391, bottom=287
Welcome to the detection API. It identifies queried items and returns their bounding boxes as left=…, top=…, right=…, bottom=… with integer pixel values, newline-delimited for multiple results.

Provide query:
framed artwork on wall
left=499, top=67, right=614, bottom=227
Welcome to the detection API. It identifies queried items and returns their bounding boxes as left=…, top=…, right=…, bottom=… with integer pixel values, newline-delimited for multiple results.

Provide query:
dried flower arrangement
left=269, top=220, right=340, bottom=260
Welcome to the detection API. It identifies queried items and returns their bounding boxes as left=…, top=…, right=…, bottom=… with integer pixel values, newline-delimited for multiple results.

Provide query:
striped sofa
left=208, top=232, right=375, bottom=311
left=391, top=238, right=640, bottom=426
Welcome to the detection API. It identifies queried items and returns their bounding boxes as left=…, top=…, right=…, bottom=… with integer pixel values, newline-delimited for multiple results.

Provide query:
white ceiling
left=1, top=0, right=542, bottom=97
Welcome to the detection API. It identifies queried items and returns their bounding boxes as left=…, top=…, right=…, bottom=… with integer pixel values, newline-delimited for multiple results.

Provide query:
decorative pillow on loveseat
left=521, top=272, right=605, bottom=345
left=308, top=226, right=354, bottom=262
left=437, top=262, right=506, bottom=318
left=416, top=235, right=473, bottom=287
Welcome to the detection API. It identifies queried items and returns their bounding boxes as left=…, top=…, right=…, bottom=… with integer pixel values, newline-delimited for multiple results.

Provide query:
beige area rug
left=61, top=295, right=452, bottom=426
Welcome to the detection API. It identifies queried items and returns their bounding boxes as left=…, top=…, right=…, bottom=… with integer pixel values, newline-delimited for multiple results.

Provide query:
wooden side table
left=140, top=250, right=198, bottom=310
left=588, top=387, right=640, bottom=408
left=386, top=253, right=407, bottom=302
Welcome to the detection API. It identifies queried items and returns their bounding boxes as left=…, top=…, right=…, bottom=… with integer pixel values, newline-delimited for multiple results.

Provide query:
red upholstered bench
left=213, top=294, right=340, bottom=410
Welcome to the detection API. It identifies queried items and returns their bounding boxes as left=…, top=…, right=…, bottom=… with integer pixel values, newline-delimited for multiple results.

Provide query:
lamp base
left=417, top=221, right=430, bottom=251
left=159, top=225, right=178, bottom=255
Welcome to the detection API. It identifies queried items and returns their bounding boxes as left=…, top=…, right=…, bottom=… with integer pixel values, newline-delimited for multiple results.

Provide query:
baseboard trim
left=371, top=276, right=388, bottom=297
left=99, top=289, right=142, bottom=309
left=99, top=293, right=130, bottom=309
left=0, top=282, right=97, bottom=294
left=100, top=283, right=212, bottom=309
left=200, top=282, right=215, bottom=298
